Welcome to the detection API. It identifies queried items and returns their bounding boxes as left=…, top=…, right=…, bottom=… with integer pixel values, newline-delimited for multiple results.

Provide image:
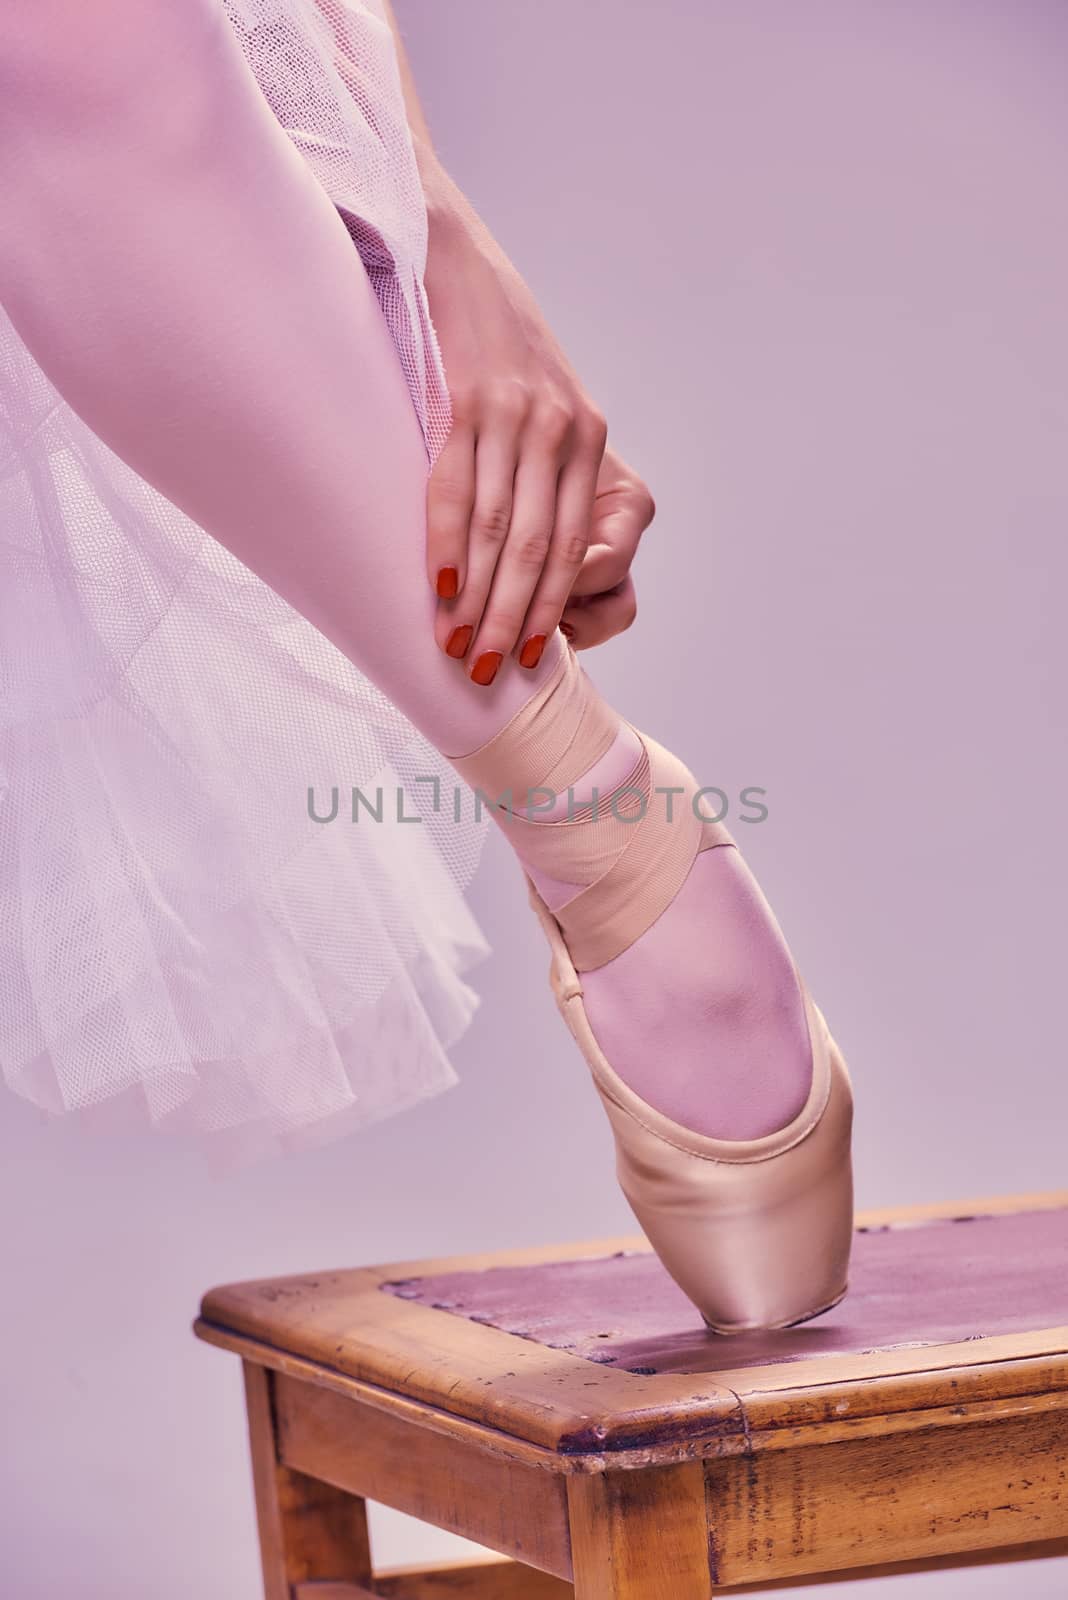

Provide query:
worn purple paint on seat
left=381, top=1207, right=1068, bottom=1375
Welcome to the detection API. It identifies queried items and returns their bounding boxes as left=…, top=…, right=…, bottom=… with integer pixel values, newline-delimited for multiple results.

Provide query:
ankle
left=519, top=724, right=642, bottom=821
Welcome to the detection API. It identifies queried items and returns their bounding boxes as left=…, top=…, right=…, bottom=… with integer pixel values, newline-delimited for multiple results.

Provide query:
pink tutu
left=0, top=0, right=491, bottom=1160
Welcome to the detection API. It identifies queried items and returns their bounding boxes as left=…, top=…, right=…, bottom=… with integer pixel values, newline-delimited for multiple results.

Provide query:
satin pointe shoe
left=449, top=642, right=855, bottom=1333
left=526, top=874, right=855, bottom=1332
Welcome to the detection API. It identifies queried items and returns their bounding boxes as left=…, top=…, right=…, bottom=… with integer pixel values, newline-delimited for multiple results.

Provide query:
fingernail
left=436, top=565, right=459, bottom=599
left=559, top=621, right=576, bottom=640
left=446, top=624, right=473, bottom=659
left=470, top=649, right=503, bottom=686
left=519, top=633, right=547, bottom=669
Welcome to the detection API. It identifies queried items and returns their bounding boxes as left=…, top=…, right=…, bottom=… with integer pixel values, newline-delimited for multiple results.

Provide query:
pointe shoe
left=448, top=640, right=855, bottom=1332
left=526, top=873, right=855, bottom=1333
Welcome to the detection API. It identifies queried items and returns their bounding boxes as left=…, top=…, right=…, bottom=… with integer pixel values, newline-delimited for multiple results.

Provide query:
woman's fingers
left=463, top=423, right=566, bottom=681
left=428, top=379, right=622, bottom=684
left=561, top=575, right=638, bottom=649
left=569, top=535, right=637, bottom=601
left=425, top=418, right=476, bottom=605
left=467, top=401, right=605, bottom=679
left=553, top=453, right=654, bottom=648
left=432, top=410, right=522, bottom=660
left=507, top=421, right=605, bottom=668
left=432, top=387, right=608, bottom=684
left=572, top=460, right=654, bottom=596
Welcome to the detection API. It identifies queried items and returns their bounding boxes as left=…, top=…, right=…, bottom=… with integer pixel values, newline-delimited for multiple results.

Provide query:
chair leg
left=566, top=1463, right=714, bottom=1600
left=243, top=1360, right=374, bottom=1600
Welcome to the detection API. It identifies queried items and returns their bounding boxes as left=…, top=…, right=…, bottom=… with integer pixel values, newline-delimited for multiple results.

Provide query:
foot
left=519, top=729, right=814, bottom=1141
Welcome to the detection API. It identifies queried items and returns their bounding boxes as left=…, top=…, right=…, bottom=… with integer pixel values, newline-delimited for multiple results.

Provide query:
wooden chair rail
left=293, top=1539, right=1068, bottom=1598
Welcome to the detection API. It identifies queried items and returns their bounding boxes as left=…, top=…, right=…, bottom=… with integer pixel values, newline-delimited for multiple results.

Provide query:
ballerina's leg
left=0, top=0, right=812, bottom=1141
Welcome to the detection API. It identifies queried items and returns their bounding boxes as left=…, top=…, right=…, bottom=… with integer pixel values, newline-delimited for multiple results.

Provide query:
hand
left=420, top=163, right=644, bottom=683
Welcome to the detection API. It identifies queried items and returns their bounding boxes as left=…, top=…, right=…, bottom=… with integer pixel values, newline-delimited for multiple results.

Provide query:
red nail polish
left=446, top=624, right=473, bottom=659
left=436, top=565, right=459, bottom=599
left=519, top=633, right=547, bottom=669
left=470, top=650, right=503, bottom=686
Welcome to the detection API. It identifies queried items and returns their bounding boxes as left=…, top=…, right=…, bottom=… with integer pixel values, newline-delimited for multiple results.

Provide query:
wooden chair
left=195, top=1191, right=1068, bottom=1597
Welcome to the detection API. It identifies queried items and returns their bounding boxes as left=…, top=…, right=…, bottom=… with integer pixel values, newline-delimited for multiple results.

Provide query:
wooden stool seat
left=195, top=1192, right=1068, bottom=1597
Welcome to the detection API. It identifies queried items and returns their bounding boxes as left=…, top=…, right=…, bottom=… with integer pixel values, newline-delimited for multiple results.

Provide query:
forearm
left=378, top=0, right=482, bottom=243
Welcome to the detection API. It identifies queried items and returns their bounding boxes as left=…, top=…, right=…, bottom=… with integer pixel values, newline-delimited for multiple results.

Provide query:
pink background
left=2, top=2, right=1066, bottom=1594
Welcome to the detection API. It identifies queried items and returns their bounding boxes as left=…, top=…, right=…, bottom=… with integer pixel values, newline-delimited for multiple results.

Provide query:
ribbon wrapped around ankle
left=448, top=644, right=733, bottom=971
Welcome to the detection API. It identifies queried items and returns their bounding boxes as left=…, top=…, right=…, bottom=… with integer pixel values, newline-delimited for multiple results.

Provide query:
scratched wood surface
left=197, top=1192, right=1068, bottom=1464
left=381, top=1203, right=1068, bottom=1374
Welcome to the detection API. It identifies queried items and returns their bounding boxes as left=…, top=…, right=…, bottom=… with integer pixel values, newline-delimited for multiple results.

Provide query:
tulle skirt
left=0, top=0, right=491, bottom=1160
